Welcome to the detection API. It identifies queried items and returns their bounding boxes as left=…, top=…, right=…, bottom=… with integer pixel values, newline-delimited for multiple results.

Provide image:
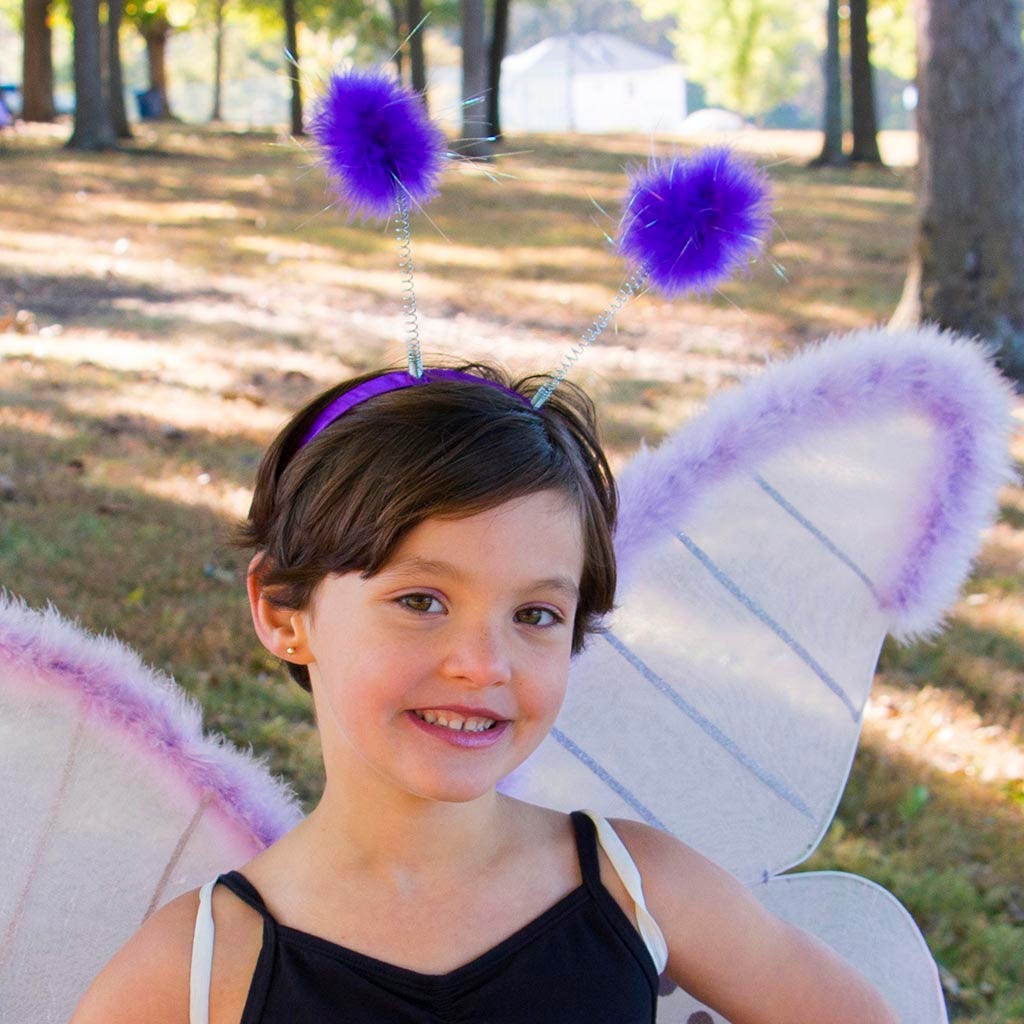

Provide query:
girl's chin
left=387, top=759, right=517, bottom=805
left=398, top=766, right=510, bottom=805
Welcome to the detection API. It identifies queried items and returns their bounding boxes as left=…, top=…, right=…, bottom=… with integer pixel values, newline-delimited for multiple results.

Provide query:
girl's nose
left=439, top=619, right=513, bottom=688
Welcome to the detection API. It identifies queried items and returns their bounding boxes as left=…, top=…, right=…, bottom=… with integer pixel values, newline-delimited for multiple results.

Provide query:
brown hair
left=232, top=360, right=618, bottom=692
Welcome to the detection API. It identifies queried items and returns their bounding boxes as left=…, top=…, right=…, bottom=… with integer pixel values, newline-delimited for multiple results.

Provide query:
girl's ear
left=246, top=553, right=312, bottom=664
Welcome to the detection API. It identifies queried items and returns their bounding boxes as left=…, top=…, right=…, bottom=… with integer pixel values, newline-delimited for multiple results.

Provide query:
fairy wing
left=0, top=595, right=302, bottom=1024
left=501, top=326, right=1014, bottom=1021
left=656, top=871, right=948, bottom=1024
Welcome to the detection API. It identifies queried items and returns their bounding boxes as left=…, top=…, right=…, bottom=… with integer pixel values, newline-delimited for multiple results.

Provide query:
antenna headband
left=298, top=369, right=534, bottom=448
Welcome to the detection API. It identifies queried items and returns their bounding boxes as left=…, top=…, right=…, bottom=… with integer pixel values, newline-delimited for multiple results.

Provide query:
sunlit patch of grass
left=865, top=679, right=1023, bottom=785
left=0, top=126, right=1021, bottom=1022
left=3, top=124, right=917, bottom=346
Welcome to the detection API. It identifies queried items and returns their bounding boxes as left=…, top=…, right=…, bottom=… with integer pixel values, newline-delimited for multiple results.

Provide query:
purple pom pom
left=310, top=70, right=446, bottom=220
left=618, top=147, right=772, bottom=297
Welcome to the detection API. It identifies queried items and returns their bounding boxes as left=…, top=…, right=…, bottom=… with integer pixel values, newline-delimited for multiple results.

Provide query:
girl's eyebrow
left=382, top=556, right=580, bottom=602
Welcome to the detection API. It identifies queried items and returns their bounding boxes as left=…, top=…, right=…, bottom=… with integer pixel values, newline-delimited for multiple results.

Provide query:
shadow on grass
left=998, top=502, right=1024, bottom=530
left=0, top=367, right=280, bottom=492
left=879, top=622, right=1024, bottom=724
left=1, top=269, right=223, bottom=322
left=2, top=127, right=918, bottom=345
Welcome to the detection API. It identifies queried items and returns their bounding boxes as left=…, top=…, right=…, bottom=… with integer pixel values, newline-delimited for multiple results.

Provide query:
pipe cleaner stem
left=394, top=185, right=424, bottom=378
left=531, top=266, right=650, bottom=409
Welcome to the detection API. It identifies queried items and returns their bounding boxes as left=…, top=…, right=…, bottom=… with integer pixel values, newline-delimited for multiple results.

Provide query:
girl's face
left=303, top=489, right=586, bottom=806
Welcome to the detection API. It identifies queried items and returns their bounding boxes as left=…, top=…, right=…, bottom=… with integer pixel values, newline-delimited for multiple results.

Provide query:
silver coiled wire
left=394, top=187, right=423, bottom=377
left=531, top=265, right=650, bottom=409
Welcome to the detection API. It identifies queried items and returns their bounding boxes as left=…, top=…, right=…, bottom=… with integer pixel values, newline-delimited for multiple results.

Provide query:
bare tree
left=283, top=0, right=303, bottom=135
left=106, top=0, right=132, bottom=138
left=486, top=0, right=511, bottom=141
left=893, top=0, right=1024, bottom=383
left=68, top=0, right=117, bottom=150
left=849, top=0, right=881, bottom=163
left=133, top=10, right=174, bottom=118
left=210, top=0, right=225, bottom=121
left=22, top=0, right=55, bottom=122
left=388, top=0, right=405, bottom=81
left=460, top=0, right=490, bottom=157
left=407, top=0, right=427, bottom=101
left=812, top=0, right=848, bottom=166
left=385, top=0, right=429, bottom=104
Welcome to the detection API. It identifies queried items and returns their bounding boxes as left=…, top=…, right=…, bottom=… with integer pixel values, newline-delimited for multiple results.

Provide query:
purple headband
left=298, top=369, right=534, bottom=448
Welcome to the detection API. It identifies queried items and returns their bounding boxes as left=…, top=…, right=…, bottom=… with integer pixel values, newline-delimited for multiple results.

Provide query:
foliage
left=511, top=0, right=676, bottom=56
left=869, top=0, right=915, bottom=81
left=0, top=0, right=20, bottom=30
left=231, top=0, right=457, bottom=58
left=637, top=0, right=820, bottom=117
left=124, top=0, right=195, bottom=35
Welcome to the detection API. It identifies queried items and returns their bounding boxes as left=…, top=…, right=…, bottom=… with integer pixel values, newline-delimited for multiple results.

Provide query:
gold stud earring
left=285, top=646, right=297, bottom=656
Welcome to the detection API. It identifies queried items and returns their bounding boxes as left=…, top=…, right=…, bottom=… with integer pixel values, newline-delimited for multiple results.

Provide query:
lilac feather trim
left=614, top=327, right=1016, bottom=640
left=0, top=592, right=302, bottom=848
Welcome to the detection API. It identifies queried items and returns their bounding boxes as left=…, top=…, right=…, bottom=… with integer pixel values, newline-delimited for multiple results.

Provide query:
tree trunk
left=210, top=0, right=224, bottom=121
left=107, top=0, right=131, bottom=138
left=895, top=0, right=1024, bottom=383
left=849, top=0, right=882, bottom=163
left=486, top=0, right=511, bottom=141
left=407, top=0, right=427, bottom=104
left=144, top=26, right=173, bottom=118
left=22, top=0, right=55, bottom=122
left=67, top=0, right=117, bottom=150
left=460, top=0, right=491, bottom=158
left=283, top=0, right=303, bottom=135
left=812, top=0, right=848, bottom=166
left=387, top=0, right=405, bottom=84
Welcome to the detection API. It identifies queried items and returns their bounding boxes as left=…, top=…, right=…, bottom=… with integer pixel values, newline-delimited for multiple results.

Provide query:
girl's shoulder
left=604, top=816, right=752, bottom=937
left=607, top=819, right=898, bottom=1023
left=70, top=887, right=199, bottom=1024
left=70, top=880, right=264, bottom=1024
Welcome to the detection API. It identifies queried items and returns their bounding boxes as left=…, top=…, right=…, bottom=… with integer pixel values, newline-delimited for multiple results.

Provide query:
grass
left=1, top=121, right=1021, bottom=1020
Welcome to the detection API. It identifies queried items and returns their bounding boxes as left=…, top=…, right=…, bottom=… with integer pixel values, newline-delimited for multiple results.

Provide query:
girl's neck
left=292, top=781, right=515, bottom=889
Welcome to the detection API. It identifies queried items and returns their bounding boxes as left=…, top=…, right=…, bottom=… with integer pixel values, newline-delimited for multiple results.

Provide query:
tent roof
left=504, top=33, right=680, bottom=76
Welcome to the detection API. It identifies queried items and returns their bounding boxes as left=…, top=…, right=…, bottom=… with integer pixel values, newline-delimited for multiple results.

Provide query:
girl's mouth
left=412, top=709, right=498, bottom=732
left=406, top=710, right=510, bottom=748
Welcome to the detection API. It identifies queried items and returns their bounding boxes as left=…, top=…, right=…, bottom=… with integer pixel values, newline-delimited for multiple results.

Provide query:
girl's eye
left=398, top=593, right=445, bottom=615
left=515, top=607, right=564, bottom=627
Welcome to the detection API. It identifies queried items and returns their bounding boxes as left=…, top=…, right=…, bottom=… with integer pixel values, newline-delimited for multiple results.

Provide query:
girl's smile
left=298, top=488, right=585, bottom=805
left=405, top=710, right=512, bottom=748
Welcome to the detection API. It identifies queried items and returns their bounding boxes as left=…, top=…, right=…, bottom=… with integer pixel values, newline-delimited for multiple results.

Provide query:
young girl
left=71, top=360, right=898, bottom=1024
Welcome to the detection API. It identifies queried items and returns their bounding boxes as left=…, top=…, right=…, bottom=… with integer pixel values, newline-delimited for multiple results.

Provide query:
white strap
left=580, top=810, right=670, bottom=974
left=189, top=879, right=217, bottom=1024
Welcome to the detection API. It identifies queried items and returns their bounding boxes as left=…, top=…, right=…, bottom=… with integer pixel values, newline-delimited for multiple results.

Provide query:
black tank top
left=216, top=810, right=659, bottom=1023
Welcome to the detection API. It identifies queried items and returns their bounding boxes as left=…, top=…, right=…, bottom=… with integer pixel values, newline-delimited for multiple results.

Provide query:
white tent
left=500, top=33, right=687, bottom=134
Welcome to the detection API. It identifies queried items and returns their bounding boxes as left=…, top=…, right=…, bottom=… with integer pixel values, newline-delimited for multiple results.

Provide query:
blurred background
left=1, top=1, right=1022, bottom=1020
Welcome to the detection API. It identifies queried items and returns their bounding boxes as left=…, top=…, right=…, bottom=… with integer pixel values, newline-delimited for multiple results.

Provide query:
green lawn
left=0, top=122, right=1021, bottom=1020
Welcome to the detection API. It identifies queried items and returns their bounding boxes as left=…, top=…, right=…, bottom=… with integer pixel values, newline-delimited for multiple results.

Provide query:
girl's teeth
left=415, top=710, right=496, bottom=732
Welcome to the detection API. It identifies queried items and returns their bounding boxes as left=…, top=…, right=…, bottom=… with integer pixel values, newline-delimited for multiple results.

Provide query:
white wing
left=501, top=327, right=1013, bottom=1021
left=506, top=327, right=1013, bottom=876
left=0, top=594, right=302, bottom=1024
